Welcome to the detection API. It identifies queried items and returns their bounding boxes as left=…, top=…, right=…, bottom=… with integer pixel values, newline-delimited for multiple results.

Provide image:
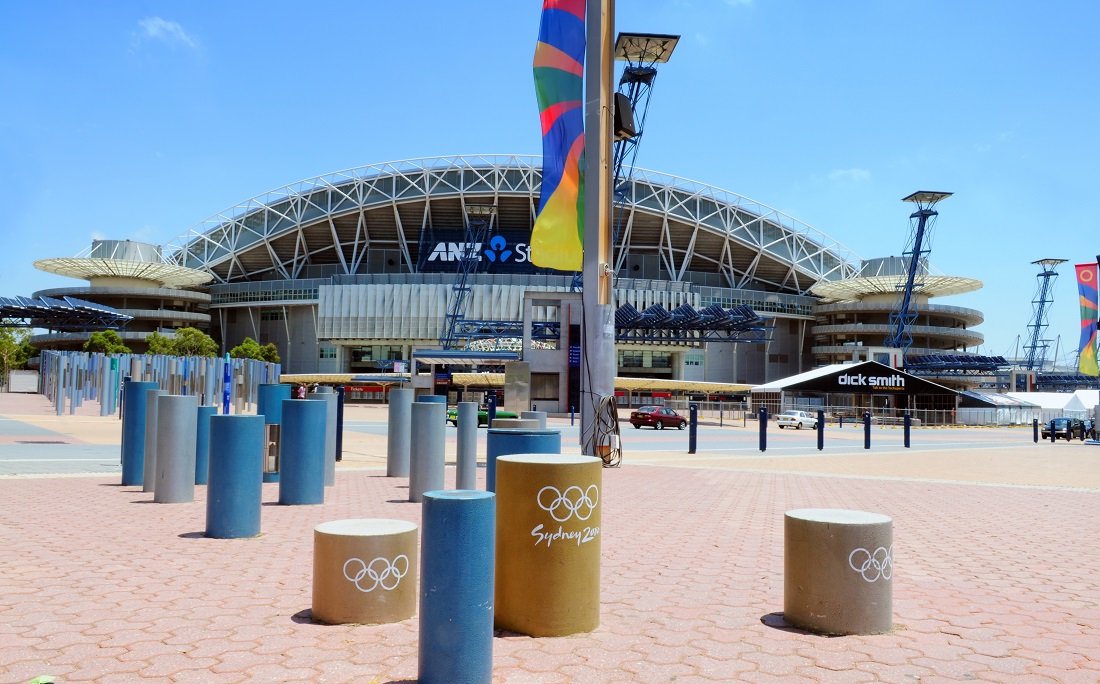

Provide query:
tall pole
left=580, top=0, right=616, bottom=454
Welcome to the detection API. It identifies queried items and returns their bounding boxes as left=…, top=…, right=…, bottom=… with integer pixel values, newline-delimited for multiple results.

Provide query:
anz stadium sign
left=419, top=231, right=539, bottom=274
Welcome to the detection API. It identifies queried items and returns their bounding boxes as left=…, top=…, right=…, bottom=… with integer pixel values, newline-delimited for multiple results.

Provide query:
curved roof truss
left=164, top=155, right=860, bottom=294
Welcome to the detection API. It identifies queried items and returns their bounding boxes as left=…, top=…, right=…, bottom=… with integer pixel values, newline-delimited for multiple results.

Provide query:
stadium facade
left=34, top=155, right=986, bottom=405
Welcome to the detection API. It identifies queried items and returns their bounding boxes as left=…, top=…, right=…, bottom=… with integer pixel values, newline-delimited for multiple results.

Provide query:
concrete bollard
left=521, top=411, right=547, bottom=429
left=491, top=418, right=541, bottom=429
left=495, top=454, right=602, bottom=637
left=206, top=415, right=265, bottom=538
left=257, top=383, right=291, bottom=484
left=312, top=519, right=418, bottom=625
left=309, top=392, right=338, bottom=487
left=409, top=402, right=446, bottom=502
left=784, top=508, right=893, bottom=635
left=154, top=395, right=199, bottom=503
left=419, top=490, right=496, bottom=684
left=387, top=388, right=414, bottom=477
left=279, top=399, right=327, bottom=505
left=195, top=406, right=217, bottom=485
left=142, top=389, right=167, bottom=493
left=485, top=428, right=561, bottom=492
left=121, top=381, right=158, bottom=486
left=456, top=402, right=479, bottom=490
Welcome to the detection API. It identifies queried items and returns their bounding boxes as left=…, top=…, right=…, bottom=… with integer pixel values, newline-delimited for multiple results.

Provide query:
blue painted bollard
left=195, top=406, right=217, bottom=485
left=257, top=383, right=291, bottom=483
left=206, top=415, right=265, bottom=538
left=418, top=394, right=447, bottom=404
left=419, top=490, right=495, bottom=684
left=485, top=428, right=560, bottom=492
left=280, top=399, right=327, bottom=505
left=121, top=381, right=157, bottom=486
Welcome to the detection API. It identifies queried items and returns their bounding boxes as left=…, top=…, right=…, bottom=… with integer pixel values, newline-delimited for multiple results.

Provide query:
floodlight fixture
left=1031, top=258, right=1067, bottom=274
left=901, top=191, right=952, bottom=208
left=614, top=33, right=680, bottom=64
left=464, top=204, right=497, bottom=218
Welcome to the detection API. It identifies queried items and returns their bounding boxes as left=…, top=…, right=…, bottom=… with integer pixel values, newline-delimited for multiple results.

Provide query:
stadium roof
left=810, top=275, right=982, bottom=303
left=34, top=257, right=213, bottom=288
left=163, top=155, right=862, bottom=295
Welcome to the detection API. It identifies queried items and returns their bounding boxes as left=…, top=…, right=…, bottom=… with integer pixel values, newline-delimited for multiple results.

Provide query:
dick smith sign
left=837, top=373, right=906, bottom=391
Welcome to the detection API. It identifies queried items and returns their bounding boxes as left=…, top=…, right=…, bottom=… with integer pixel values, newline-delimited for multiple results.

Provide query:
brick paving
left=1, top=394, right=1099, bottom=683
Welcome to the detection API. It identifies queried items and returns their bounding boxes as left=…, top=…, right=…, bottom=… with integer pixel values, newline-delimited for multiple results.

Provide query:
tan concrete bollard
left=495, top=454, right=602, bottom=636
left=784, top=508, right=893, bottom=635
left=491, top=418, right=541, bottom=429
left=312, top=519, right=418, bottom=625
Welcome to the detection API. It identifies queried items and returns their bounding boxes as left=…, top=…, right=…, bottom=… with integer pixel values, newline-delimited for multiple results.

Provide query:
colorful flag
left=1076, top=263, right=1099, bottom=376
left=531, top=0, right=585, bottom=271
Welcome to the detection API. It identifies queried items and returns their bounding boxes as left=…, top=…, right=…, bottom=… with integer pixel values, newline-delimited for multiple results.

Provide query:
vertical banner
left=1076, top=263, right=1099, bottom=376
left=531, top=0, right=586, bottom=271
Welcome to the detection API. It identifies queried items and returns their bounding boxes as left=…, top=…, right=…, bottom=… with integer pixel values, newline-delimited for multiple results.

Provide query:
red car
left=629, top=405, right=687, bottom=430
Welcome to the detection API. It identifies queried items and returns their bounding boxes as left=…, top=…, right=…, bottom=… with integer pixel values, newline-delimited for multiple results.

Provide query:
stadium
left=29, top=154, right=992, bottom=409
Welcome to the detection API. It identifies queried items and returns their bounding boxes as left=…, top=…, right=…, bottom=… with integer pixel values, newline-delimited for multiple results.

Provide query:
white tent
left=1006, top=392, right=1089, bottom=422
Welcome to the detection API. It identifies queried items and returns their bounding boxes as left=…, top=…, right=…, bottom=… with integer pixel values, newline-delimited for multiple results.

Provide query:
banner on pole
left=530, top=0, right=586, bottom=272
left=1075, top=263, right=1098, bottom=376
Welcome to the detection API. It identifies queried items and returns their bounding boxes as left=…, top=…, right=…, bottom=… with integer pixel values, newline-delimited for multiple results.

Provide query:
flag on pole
left=530, top=0, right=585, bottom=271
left=1075, top=263, right=1099, bottom=376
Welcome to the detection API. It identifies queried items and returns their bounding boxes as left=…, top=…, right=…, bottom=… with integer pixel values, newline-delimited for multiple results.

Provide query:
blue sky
left=2, top=1, right=1097, bottom=364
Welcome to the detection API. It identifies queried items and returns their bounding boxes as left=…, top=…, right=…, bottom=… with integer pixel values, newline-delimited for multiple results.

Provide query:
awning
left=451, top=372, right=752, bottom=393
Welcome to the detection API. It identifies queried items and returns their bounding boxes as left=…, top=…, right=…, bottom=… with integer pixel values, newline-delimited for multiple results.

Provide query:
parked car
left=1041, top=417, right=1084, bottom=440
left=776, top=410, right=818, bottom=430
left=629, top=406, right=686, bottom=430
left=446, top=407, right=518, bottom=427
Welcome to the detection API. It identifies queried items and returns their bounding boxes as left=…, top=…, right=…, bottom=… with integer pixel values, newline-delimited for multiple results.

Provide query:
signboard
left=777, top=362, right=955, bottom=396
left=419, top=230, right=540, bottom=275
left=568, top=345, right=581, bottom=368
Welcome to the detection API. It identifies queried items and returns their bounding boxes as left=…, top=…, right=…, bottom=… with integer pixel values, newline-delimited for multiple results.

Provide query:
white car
left=776, top=410, right=818, bottom=430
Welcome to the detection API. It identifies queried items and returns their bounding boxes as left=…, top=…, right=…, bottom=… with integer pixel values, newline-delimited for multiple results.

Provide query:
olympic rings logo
left=537, top=484, right=599, bottom=522
left=343, top=555, right=409, bottom=593
left=848, top=546, right=893, bottom=583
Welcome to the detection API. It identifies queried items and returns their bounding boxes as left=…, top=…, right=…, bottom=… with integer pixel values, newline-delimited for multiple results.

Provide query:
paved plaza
left=1, top=393, right=1098, bottom=683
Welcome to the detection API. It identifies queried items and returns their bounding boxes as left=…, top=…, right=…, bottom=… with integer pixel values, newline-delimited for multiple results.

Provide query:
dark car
left=629, top=405, right=686, bottom=430
left=1041, top=417, right=1084, bottom=440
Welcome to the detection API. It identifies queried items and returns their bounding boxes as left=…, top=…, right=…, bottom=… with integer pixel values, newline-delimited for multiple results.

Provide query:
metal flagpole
left=580, top=0, right=616, bottom=457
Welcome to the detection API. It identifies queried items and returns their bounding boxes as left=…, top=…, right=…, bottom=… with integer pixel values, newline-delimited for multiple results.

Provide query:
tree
left=261, top=343, right=280, bottom=364
left=229, top=337, right=264, bottom=360
left=145, top=328, right=217, bottom=357
left=231, top=338, right=282, bottom=364
left=145, top=331, right=174, bottom=355
left=169, top=327, right=218, bottom=357
left=0, top=328, right=33, bottom=384
left=84, top=330, right=131, bottom=354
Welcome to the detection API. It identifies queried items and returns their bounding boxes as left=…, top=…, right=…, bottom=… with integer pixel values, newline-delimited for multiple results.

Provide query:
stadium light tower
left=439, top=204, right=496, bottom=350
left=885, top=191, right=952, bottom=366
left=610, top=32, right=678, bottom=248
left=1022, top=258, right=1067, bottom=371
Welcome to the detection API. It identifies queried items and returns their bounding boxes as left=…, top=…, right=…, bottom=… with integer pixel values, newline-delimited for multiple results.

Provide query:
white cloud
left=89, top=231, right=107, bottom=241
left=133, top=17, right=198, bottom=49
left=828, top=168, right=871, bottom=183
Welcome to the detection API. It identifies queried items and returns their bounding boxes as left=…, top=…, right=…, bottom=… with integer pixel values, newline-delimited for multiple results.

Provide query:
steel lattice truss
left=615, top=303, right=770, bottom=343
left=0, top=296, right=132, bottom=331
left=164, top=156, right=859, bottom=295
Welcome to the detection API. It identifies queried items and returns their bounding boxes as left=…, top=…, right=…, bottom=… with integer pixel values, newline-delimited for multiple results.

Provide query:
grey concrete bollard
left=387, top=388, right=413, bottom=477
left=154, top=395, right=199, bottom=503
left=784, top=508, right=893, bottom=635
left=456, top=402, right=479, bottom=490
left=142, top=389, right=167, bottom=493
left=409, top=402, right=446, bottom=502
left=309, top=393, right=338, bottom=487
left=521, top=411, right=547, bottom=429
